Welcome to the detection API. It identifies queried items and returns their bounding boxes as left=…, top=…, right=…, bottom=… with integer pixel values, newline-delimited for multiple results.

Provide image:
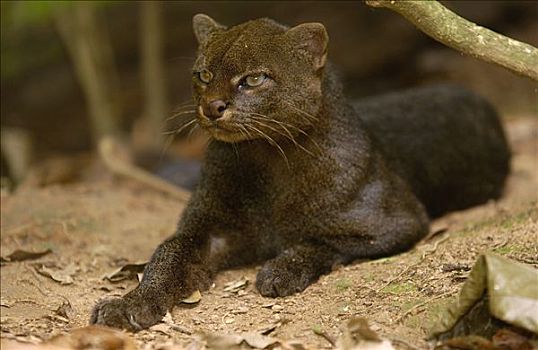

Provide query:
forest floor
left=1, top=117, right=536, bottom=350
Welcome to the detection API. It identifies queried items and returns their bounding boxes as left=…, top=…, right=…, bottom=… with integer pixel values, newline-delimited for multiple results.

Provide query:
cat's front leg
left=255, top=243, right=340, bottom=297
left=91, top=230, right=213, bottom=331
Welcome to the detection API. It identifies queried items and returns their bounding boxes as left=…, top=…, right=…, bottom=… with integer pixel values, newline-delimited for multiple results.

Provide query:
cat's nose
left=203, top=100, right=228, bottom=120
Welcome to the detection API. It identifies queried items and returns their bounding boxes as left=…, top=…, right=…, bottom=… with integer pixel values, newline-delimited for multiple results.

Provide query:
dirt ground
left=1, top=117, right=537, bottom=349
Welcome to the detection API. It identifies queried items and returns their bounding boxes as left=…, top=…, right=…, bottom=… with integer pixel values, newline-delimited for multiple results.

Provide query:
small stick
left=98, top=136, right=191, bottom=202
left=394, top=291, right=452, bottom=324
left=389, top=337, right=423, bottom=350
left=312, top=327, right=336, bottom=347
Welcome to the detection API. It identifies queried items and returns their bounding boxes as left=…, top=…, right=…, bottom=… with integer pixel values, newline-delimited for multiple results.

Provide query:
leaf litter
left=34, top=262, right=78, bottom=285
left=1, top=249, right=52, bottom=263
left=102, top=261, right=147, bottom=282
left=223, top=276, right=249, bottom=293
left=1, top=117, right=536, bottom=350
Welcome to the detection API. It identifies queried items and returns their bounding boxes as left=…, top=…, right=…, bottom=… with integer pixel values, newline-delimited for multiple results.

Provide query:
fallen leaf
left=223, top=277, right=249, bottom=293
left=35, top=263, right=78, bottom=285
left=492, top=328, right=533, bottom=350
left=181, top=290, right=202, bottom=304
left=231, top=306, right=249, bottom=314
left=150, top=323, right=171, bottom=335
left=0, top=249, right=51, bottom=263
left=242, top=333, right=281, bottom=348
left=1, top=297, right=12, bottom=308
left=257, top=319, right=289, bottom=335
left=336, top=318, right=395, bottom=350
left=438, top=336, right=496, bottom=350
left=271, top=304, right=283, bottom=312
left=103, top=262, right=147, bottom=282
left=154, top=344, right=188, bottom=350
left=55, top=300, right=74, bottom=319
left=46, top=325, right=137, bottom=350
left=190, top=330, right=306, bottom=350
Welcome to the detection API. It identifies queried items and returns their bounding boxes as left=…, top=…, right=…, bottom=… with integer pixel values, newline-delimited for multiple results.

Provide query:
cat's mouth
left=197, top=110, right=247, bottom=143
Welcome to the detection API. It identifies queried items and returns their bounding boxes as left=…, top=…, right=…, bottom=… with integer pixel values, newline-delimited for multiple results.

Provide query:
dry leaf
left=1, top=249, right=51, bottom=263
left=161, top=312, right=192, bottom=335
left=55, top=300, right=74, bottom=319
left=257, top=318, right=289, bottom=336
left=35, top=263, right=78, bottom=285
left=223, top=277, right=249, bottom=293
left=1, top=297, right=12, bottom=308
left=438, top=336, right=496, bottom=350
left=151, top=323, right=172, bottom=335
left=103, top=262, right=147, bottom=282
left=46, top=325, right=137, bottom=350
left=181, top=290, right=202, bottom=304
left=337, top=318, right=395, bottom=350
left=191, top=331, right=306, bottom=350
left=492, top=328, right=534, bottom=350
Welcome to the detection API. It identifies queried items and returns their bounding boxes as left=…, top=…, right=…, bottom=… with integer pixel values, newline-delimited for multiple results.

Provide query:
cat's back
left=352, top=84, right=511, bottom=218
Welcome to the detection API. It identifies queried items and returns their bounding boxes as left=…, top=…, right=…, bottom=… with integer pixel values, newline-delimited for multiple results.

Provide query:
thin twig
left=394, top=291, right=452, bottom=324
left=389, top=336, right=423, bottom=350
left=312, top=328, right=336, bottom=347
left=98, top=136, right=191, bottom=202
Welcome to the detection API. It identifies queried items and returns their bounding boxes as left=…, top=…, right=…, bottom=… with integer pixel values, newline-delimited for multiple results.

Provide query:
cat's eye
left=198, top=69, right=213, bottom=84
left=244, top=74, right=267, bottom=87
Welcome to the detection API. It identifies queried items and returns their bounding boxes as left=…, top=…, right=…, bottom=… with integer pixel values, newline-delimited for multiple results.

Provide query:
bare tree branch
left=365, top=0, right=538, bottom=81
left=98, top=136, right=191, bottom=202
left=140, top=0, right=167, bottom=150
left=54, top=2, right=122, bottom=142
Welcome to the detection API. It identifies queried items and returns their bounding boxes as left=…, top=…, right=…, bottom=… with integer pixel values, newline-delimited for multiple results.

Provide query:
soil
left=1, top=117, right=536, bottom=349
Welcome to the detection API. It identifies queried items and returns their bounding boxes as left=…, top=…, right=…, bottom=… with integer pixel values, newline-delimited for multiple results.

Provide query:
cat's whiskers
left=281, top=100, right=320, bottom=126
left=162, top=118, right=197, bottom=135
left=249, top=118, right=294, bottom=144
left=249, top=112, right=309, bottom=136
left=159, top=117, right=198, bottom=159
left=166, top=109, right=197, bottom=123
left=244, top=124, right=290, bottom=168
left=277, top=104, right=324, bottom=154
left=187, top=123, right=200, bottom=140
left=237, top=125, right=250, bottom=141
left=247, top=113, right=323, bottom=156
left=247, top=115, right=317, bottom=158
left=231, top=140, right=239, bottom=159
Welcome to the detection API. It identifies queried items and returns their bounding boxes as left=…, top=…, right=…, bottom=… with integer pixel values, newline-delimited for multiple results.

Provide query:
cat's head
left=191, top=14, right=329, bottom=143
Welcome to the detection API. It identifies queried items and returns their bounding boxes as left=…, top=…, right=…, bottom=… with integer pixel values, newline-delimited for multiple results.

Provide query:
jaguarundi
left=91, top=14, right=510, bottom=330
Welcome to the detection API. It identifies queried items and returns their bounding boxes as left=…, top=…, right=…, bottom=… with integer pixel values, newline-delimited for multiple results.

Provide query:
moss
left=492, top=244, right=526, bottom=255
left=361, top=273, right=375, bottom=282
left=382, top=281, right=416, bottom=294
left=499, top=210, right=534, bottom=230
left=334, top=278, right=353, bottom=292
left=455, top=207, right=536, bottom=238
left=405, top=298, right=452, bottom=331
left=311, top=324, right=323, bottom=335
left=400, top=298, right=426, bottom=313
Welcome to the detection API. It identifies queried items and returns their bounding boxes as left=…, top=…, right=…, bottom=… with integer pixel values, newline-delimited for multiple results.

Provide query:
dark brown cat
left=90, top=14, right=510, bottom=330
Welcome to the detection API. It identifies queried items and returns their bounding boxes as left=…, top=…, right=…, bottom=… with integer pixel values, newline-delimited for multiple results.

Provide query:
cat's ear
left=285, top=23, right=328, bottom=70
left=193, top=14, right=225, bottom=45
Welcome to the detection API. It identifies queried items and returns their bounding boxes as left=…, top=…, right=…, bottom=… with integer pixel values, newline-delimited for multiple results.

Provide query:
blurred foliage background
left=1, top=1, right=536, bottom=188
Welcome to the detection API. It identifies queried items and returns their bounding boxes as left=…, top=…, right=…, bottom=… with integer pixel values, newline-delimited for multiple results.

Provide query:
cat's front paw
left=90, top=297, right=165, bottom=331
left=255, top=259, right=314, bottom=297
